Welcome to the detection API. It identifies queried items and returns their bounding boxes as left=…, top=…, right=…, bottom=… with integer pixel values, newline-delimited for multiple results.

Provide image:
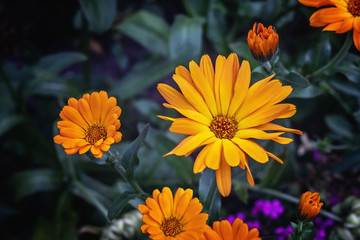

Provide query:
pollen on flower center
left=348, top=0, right=360, bottom=16
left=160, top=216, right=183, bottom=236
left=209, top=115, right=238, bottom=139
left=85, top=123, right=107, bottom=144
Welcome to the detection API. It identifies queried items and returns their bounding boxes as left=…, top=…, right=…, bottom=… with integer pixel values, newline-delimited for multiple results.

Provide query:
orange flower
left=200, top=218, right=261, bottom=240
left=247, top=23, right=279, bottom=62
left=138, top=187, right=208, bottom=240
left=158, top=53, right=302, bottom=197
left=54, top=91, right=122, bottom=158
left=298, top=0, right=360, bottom=51
left=298, top=191, right=324, bottom=220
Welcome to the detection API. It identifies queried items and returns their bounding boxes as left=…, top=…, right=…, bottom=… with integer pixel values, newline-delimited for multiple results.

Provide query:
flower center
left=209, top=115, right=238, bottom=139
left=161, top=216, right=183, bottom=237
left=348, top=0, right=360, bottom=16
left=85, top=123, right=107, bottom=144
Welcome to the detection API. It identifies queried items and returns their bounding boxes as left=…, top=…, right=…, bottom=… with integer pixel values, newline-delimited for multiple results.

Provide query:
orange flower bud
left=298, top=191, right=324, bottom=220
left=247, top=23, right=279, bottom=62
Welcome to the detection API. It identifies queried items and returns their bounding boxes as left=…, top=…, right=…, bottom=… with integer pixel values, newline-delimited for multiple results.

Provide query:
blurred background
left=1, top=0, right=360, bottom=239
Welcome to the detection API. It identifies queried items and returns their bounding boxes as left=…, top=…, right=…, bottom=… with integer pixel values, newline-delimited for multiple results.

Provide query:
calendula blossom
left=138, top=187, right=208, bottom=240
left=158, top=53, right=302, bottom=197
left=54, top=91, right=122, bottom=158
left=298, top=191, right=324, bottom=220
left=200, top=218, right=261, bottom=240
left=299, top=0, right=360, bottom=51
left=247, top=23, right=279, bottom=62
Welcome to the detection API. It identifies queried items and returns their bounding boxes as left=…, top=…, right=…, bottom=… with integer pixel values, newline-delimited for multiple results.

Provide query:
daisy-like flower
left=200, top=218, right=261, bottom=240
left=247, top=23, right=279, bottom=63
left=54, top=91, right=122, bottom=158
left=298, top=191, right=324, bottom=220
left=138, top=187, right=208, bottom=240
left=157, top=53, right=302, bottom=197
left=298, top=0, right=360, bottom=50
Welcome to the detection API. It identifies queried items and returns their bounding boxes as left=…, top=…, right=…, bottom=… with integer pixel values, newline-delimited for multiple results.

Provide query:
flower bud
left=247, top=22, right=279, bottom=63
left=297, top=191, right=323, bottom=220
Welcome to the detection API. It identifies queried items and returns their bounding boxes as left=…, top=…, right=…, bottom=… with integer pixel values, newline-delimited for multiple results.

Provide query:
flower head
left=200, top=218, right=261, bottom=240
left=298, top=0, right=360, bottom=51
left=247, top=23, right=279, bottom=62
left=158, top=53, right=302, bottom=197
left=298, top=191, right=324, bottom=220
left=54, top=91, right=122, bottom=158
left=138, top=187, right=208, bottom=240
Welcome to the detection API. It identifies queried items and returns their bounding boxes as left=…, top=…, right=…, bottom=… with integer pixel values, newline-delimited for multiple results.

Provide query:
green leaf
left=121, top=124, right=149, bottom=179
left=110, top=57, right=181, bottom=100
left=325, top=114, right=354, bottom=139
left=107, top=192, right=139, bottom=221
left=10, top=169, right=62, bottom=200
left=278, top=71, right=310, bottom=91
left=141, top=126, right=194, bottom=184
left=289, top=85, right=323, bottom=98
left=169, top=15, right=205, bottom=60
left=199, top=169, right=220, bottom=224
left=229, top=40, right=261, bottom=69
left=78, top=0, right=117, bottom=33
left=234, top=182, right=249, bottom=204
left=330, top=80, right=360, bottom=97
left=27, top=52, right=86, bottom=96
left=207, top=1, right=229, bottom=53
left=0, top=114, right=27, bottom=137
left=259, top=152, right=287, bottom=188
left=115, top=10, right=169, bottom=56
left=333, top=150, right=360, bottom=173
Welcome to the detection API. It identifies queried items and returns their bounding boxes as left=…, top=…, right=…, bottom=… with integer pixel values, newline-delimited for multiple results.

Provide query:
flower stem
left=310, top=32, right=352, bottom=78
left=106, top=153, right=148, bottom=199
left=249, top=186, right=342, bottom=222
left=263, top=61, right=275, bottom=74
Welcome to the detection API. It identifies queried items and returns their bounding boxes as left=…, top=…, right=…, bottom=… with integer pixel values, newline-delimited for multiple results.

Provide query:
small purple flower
left=269, top=199, right=284, bottom=218
left=314, top=228, right=327, bottom=240
left=251, top=199, right=265, bottom=215
left=275, top=225, right=293, bottom=240
left=247, top=220, right=261, bottom=230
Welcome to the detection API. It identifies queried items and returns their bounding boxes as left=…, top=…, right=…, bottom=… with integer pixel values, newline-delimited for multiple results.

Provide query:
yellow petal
left=232, top=138, right=268, bottom=163
left=157, top=83, right=196, bottom=111
left=200, top=54, right=215, bottom=90
left=170, top=118, right=210, bottom=135
left=216, top=158, right=232, bottom=197
left=255, top=122, right=302, bottom=135
left=219, top=54, right=238, bottom=115
left=189, top=60, right=218, bottom=116
left=78, top=99, right=94, bottom=125
left=235, top=128, right=283, bottom=140
left=90, top=92, right=101, bottom=122
left=214, top=55, right=226, bottom=112
left=205, top=139, right=222, bottom=170
left=222, top=139, right=240, bottom=167
left=163, top=103, right=211, bottom=126
left=193, top=144, right=211, bottom=173
left=228, top=60, right=251, bottom=117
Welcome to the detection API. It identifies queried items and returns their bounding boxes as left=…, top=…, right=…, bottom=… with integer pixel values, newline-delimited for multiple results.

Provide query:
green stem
left=81, top=14, right=91, bottom=90
left=263, top=61, right=275, bottom=74
left=249, top=186, right=342, bottom=222
left=73, top=181, right=108, bottom=219
left=107, top=153, right=148, bottom=199
left=310, top=32, right=352, bottom=78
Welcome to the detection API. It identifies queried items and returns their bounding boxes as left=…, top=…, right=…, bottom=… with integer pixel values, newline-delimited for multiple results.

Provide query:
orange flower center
left=210, top=115, right=238, bottom=139
left=85, top=123, right=107, bottom=144
left=348, top=0, right=360, bottom=16
left=161, top=216, right=183, bottom=237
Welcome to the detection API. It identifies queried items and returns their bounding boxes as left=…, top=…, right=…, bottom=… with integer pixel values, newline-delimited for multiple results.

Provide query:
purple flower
left=251, top=199, right=265, bottom=215
left=314, top=228, right=327, bottom=240
left=247, top=220, right=261, bottom=230
left=223, top=212, right=245, bottom=224
left=275, top=225, right=293, bottom=240
left=313, top=149, right=321, bottom=162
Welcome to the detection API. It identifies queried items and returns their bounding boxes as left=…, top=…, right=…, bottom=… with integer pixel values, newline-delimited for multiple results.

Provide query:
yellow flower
left=298, top=0, right=360, bottom=51
left=158, top=53, right=302, bottom=197
left=200, top=218, right=261, bottom=240
left=54, top=91, right=122, bottom=158
left=138, top=187, right=208, bottom=240
left=298, top=191, right=324, bottom=220
left=247, top=23, right=279, bottom=62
